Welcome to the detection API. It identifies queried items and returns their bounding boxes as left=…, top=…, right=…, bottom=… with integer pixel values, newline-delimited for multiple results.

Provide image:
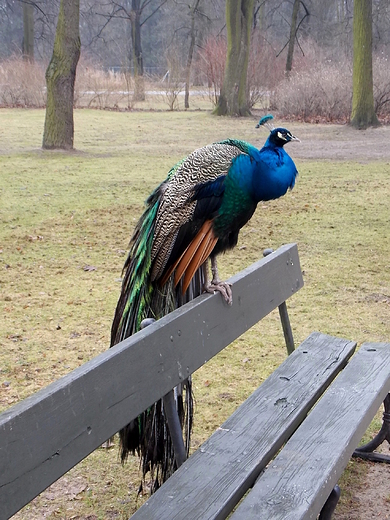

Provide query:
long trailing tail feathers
left=117, top=273, right=197, bottom=491
left=113, top=147, right=234, bottom=484
left=111, top=168, right=201, bottom=492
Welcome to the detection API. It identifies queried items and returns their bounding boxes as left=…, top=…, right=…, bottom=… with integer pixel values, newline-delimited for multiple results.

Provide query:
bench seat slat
left=231, top=341, right=390, bottom=520
left=132, top=333, right=356, bottom=520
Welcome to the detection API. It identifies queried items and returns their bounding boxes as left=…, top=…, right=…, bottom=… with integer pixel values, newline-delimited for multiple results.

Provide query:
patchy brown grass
left=1, top=109, right=389, bottom=518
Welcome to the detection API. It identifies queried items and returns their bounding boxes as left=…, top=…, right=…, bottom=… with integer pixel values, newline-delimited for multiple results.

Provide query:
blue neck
left=252, top=146, right=297, bottom=202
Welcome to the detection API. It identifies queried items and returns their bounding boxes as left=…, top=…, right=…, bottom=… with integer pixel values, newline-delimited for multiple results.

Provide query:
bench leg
left=319, top=485, right=341, bottom=520
left=162, top=390, right=187, bottom=468
left=278, top=301, right=295, bottom=355
left=352, top=393, right=390, bottom=463
left=263, top=249, right=295, bottom=355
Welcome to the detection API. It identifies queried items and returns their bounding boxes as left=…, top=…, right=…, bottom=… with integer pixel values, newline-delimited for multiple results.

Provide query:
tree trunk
left=350, top=0, right=379, bottom=129
left=185, top=0, right=201, bottom=109
left=42, top=0, right=80, bottom=150
left=286, top=0, right=300, bottom=74
left=22, top=3, right=34, bottom=62
left=131, top=0, right=145, bottom=102
left=213, top=0, right=255, bottom=116
left=254, top=1, right=265, bottom=31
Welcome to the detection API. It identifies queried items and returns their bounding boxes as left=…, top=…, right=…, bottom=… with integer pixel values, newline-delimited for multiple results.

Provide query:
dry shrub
left=159, top=48, right=184, bottom=111
left=373, top=55, right=390, bottom=118
left=0, top=56, right=46, bottom=107
left=197, top=36, right=226, bottom=106
left=75, top=58, right=135, bottom=109
left=0, top=55, right=137, bottom=110
left=272, top=59, right=353, bottom=122
left=248, top=35, right=322, bottom=109
left=247, top=32, right=286, bottom=109
left=271, top=46, right=390, bottom=123
left=1, top=50, right=388, bottom=121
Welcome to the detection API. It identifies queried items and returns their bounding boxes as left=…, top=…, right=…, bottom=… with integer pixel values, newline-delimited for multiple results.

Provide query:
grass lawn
left=0, top=108, right=389, bottom=519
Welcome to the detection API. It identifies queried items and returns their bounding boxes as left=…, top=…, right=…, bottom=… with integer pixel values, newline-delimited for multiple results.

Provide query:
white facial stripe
left=277, top=131, right=287, bottom=141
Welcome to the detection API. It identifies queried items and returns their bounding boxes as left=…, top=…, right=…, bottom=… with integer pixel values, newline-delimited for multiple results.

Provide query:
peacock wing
left=150, top=143, right=243, bottom=281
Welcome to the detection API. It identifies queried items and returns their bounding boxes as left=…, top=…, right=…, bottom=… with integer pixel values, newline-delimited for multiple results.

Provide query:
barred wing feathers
left=150, top=142, right=246, bottom=281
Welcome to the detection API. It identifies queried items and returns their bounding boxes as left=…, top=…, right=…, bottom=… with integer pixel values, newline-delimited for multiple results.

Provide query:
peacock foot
left=204, top=280, right=233, bottom=305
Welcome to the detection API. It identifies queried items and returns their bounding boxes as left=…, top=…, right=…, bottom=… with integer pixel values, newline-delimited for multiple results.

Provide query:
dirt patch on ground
left=334, top=443, right=390, bottom=520
left=350, top=462, right=390, bottom=519
left=291, top=123, right=390, bottom=161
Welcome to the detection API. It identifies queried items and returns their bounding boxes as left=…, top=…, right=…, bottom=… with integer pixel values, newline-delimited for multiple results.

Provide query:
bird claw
left=204, top=281, right=233, bottom=305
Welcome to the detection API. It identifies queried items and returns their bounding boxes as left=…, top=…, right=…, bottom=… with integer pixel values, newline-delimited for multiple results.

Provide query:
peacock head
left=268, top=128, right=300, bottom=147
left=256, top=114, right=300, bottom=147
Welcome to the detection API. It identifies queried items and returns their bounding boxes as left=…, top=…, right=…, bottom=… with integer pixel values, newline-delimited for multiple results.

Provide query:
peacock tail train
left=110, top=159, right=202, bottom=491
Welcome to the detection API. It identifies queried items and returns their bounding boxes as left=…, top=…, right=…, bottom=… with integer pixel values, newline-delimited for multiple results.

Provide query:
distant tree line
left=0, top=0, right=387, bottom=146
left=3, top=1, right=390, bottom=71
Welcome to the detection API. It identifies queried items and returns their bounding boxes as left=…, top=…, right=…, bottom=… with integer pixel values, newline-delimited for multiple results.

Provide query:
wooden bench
left=132, top=337, right=390, bottom=520
left=1, top=243, right=389, bottom=520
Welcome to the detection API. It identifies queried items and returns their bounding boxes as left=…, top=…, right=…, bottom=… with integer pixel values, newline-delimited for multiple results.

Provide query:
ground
left=285, top=121, right=390, bottom=162
left=0, top=111, right=390, bottom=520
left=334, top=445, right=390, bottom=520
left=297, top=122, right=390, bottom=519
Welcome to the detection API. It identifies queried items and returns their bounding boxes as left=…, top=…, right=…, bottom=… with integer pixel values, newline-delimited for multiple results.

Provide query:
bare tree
left=350, top=0, right=379, bottom=128
left=22, top=1, right=34, bottom=60
left=213, top=0, right=255, bottom=116
left=184, top=0, right=201, bottom=109
left=42, top=0, right=80, bottom=149
left=273, top=0, right=310, bottom=75
left=285, top=0, right=300, bottom=74
left=129, top=0, right=144, bottom=100
left=95, top=0, right=168, bottom=101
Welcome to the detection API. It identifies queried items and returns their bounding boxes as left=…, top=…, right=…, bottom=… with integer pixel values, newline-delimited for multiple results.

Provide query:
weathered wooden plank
left=0, top=244, right=303, bottom=519
left=131, top=333, right=356, bottom=520
left=231, top=342, right=390, bottom=520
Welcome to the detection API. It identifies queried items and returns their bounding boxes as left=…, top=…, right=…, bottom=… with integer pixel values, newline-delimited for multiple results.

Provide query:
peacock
left=110, top=115, right=299, bottom=491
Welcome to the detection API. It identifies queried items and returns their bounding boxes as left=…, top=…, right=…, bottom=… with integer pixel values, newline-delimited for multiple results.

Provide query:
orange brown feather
left=173, top=220, right=218, bottom=293
left=182, top=231, right=218, bottom=293
left=159, top=220, right=214, bottom=288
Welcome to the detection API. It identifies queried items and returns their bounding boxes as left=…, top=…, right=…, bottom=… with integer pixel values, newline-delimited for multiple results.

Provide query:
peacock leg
left=203, top=255, right=233, bottom=305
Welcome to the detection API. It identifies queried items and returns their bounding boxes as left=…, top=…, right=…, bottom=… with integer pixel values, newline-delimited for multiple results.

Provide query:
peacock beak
left=290, top=134, right=300, bottom=142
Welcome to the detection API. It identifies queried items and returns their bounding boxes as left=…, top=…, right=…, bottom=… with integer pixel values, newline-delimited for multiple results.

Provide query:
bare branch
left=141, top=0, right=169, bottom=27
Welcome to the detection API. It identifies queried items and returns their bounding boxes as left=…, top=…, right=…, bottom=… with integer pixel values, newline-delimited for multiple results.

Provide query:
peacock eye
left=277, top=131, right=287, bottom=141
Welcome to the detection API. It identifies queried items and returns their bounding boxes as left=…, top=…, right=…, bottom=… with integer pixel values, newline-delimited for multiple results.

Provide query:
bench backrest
left=0, top=243, right=303, bottom=519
